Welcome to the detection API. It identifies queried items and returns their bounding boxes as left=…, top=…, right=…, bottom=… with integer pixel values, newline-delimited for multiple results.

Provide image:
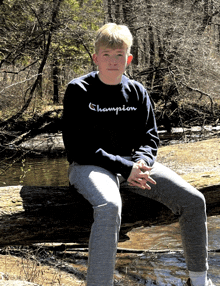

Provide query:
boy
left=62, top=23, right=214, bottom=286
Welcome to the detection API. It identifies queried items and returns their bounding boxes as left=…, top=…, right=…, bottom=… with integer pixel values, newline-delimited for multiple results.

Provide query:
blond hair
left=95, top=23, right=133, bottom=55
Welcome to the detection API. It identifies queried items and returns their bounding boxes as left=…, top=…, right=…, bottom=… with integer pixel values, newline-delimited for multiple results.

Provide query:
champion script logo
left=89, top=103, right=137, bottom=115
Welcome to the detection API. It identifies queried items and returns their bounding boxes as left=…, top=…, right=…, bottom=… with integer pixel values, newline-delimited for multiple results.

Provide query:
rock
left=0, top=184, right=219, bottom=247
left=20, top=133, right=64, bottom=154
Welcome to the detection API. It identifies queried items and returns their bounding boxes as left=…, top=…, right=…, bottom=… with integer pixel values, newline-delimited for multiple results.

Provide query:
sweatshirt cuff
left=115, top=155, right=134, bottom=179
left=95, top=149, right=134, bottom=180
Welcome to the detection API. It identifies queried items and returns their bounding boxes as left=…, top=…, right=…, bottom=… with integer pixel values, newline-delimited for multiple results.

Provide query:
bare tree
left=0, top=0, right=64, bottom=128
left=104, top=0, right=220, bottom=128
left=0, top=0, right=103, bottom=171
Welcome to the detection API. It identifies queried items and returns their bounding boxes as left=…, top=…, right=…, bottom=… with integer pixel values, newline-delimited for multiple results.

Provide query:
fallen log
left=0, top=184, right=219, bottom=247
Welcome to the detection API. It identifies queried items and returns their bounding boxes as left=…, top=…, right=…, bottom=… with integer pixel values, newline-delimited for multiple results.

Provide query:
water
left=0, top=156, right=220, bottom=284
left=0, top=156, right=69, bottom=187
left=114, top=251, right=220, bottom=285
left=117, top=218, right=220, bottom=284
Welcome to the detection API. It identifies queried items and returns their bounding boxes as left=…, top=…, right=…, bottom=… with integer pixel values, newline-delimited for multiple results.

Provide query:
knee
left=102, top=200, right=122, bottom=217
left=190, top=191, right=206, bottom=211
left=107, top=200, right=122, bottom=216
left=94, top=200, right=122, bottom=224
left=180, top=191, right=207, bottom=224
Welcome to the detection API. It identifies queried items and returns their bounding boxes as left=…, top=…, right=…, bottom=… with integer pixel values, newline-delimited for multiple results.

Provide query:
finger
left=144, top=184, right=151, bottom=190
left=146, top=176, right=156, bottom=185
left=137, top=173, right=156, bottom=185
left=136, top=172, right=150, bottom=180
left=129, top=181, right=151, bottom=190
left=130, top=179, right=146, bottom=189
left=140, top=176, right=156, bottom=186
left=133, top=178, right=153, bottom=190
left=138, top=163, right=152, bottom=170
left=140, top=165, right=152, bottom=171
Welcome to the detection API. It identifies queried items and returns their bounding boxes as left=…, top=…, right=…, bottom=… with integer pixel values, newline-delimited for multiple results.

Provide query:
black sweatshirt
left=62, top=71, right=159, bottom=179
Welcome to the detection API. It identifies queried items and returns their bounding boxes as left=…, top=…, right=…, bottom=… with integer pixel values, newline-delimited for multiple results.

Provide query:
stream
left=0, top=129, right=219, bottom=285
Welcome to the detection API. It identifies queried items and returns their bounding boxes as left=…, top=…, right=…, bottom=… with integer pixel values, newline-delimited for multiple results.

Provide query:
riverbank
left=20, top=130, right=220, bottom=189
left=1, top=129, right=219, bottom=188
left=157, top=137, right=220, bottom=188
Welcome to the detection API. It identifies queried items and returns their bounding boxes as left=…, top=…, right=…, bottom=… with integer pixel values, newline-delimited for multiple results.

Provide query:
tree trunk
left=106, top=0, right=114, bottom=22
left=115, top=0, right=123, bottom=24
left=0, top=0, right=63, bottom=129
left=52, top=58, right=59, bottom=104
left=0, top=184, right=219, bottom=247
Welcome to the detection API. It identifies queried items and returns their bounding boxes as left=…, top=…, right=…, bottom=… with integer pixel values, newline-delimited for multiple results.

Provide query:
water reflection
left=115, top=252, right=220, bottom=285
left=207, top=216, right=220, bottom=250
left=117, top=216, right=220, bottom=284
left=118, top=223, right=182, bottom=251
left=119, top=216, right=220, bottom=252
left=116, top=251, right=188, bottom=285
left=0, top=156, right=69, bottom=187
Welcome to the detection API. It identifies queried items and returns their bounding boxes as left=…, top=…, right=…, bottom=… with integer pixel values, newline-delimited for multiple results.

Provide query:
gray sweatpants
left=69, top=160, right=208, bottom=286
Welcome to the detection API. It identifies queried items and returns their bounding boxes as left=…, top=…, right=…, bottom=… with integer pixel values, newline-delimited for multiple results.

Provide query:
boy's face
left=92, top=45, right=133, bottom=85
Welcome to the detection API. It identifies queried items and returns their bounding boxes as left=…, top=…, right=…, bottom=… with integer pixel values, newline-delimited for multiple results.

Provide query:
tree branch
left=182, top=83, right=215, bottom=116
left=1, top=59, right=39, bottom=75
left=0, top=73, right=41, bottom=94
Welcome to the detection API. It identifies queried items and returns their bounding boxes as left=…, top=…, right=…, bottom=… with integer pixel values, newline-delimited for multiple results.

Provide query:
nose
left=109, top=55, right=118, bottom=64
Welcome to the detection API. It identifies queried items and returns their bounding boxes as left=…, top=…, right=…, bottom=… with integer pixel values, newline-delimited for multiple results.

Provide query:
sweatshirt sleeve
left=131, top=88, right=160, bottom=167
left=62, top=83, right=134, bottom=179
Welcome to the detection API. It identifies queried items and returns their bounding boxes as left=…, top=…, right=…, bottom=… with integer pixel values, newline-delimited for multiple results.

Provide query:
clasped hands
left=127, top=159, right=156, bottom=190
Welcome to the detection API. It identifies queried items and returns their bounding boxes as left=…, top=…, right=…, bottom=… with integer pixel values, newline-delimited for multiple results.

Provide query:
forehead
left=98, top=45, right=127, bottom=54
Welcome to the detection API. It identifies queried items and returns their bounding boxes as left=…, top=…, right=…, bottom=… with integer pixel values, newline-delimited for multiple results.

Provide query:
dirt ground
left=0, top=248, right=86, bottom=286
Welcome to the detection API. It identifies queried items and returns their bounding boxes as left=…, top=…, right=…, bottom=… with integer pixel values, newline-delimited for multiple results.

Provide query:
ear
left=127, top=55, right=133, bottom=66
left=92, top=54, right=98, bottom=65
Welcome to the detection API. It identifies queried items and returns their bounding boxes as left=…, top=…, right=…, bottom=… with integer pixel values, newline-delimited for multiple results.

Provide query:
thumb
left=137, top=160, right=151, bottom=171
left=141, top=164, right=151, bottom=170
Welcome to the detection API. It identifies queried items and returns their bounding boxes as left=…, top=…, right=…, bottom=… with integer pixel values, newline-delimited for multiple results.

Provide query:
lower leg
left=178, top=194, right=208, bottom=272
left=87, top=202, right=121, bottom=286
left=151, top=163, right=209, bottom=272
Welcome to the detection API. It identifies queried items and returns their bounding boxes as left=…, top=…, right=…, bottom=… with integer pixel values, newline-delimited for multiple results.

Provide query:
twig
left=1, top=59, right=39, bottom=75
left=182, top=83, right=215, bottom=116
left=0, top=73, right=41, bottom=94
left=15, top=243, right=220, bottom=254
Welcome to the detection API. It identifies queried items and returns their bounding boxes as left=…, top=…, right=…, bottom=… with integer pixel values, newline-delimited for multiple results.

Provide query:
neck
left=98, top=72, right=122, bottom=85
